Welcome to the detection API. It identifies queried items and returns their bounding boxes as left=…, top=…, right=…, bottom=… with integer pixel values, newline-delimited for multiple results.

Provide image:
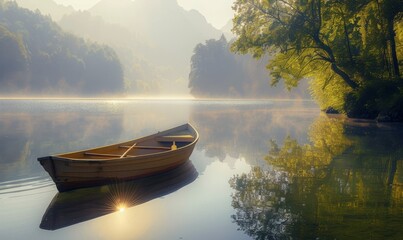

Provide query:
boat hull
left=40, top=160, right=198, bottom=230
left=38, top=123, right=199, bottom=192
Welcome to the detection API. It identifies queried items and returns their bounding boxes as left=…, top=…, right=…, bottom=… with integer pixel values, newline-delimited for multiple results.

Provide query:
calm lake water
left=0, top=99, right=402, bottom=240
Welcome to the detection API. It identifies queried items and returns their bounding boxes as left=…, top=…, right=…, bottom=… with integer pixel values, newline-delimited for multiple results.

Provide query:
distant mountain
left=89, top=0, right=222, bottom=64
left=88, top=0, right=222, bottom=93
left=7, top=0, right=74, bottom=21
left=221, top=19, right=235, bottom=40
left=0, top=1, right=124, bottom=96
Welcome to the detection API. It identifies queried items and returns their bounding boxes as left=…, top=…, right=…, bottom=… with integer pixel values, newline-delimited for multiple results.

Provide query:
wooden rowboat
left=38, top=123, right=199, bottom=192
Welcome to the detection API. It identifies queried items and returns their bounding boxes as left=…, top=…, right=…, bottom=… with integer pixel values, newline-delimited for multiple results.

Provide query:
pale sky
left=177, top=0, right=235, bottom=29
left=53, top=0, right=235, bottom=29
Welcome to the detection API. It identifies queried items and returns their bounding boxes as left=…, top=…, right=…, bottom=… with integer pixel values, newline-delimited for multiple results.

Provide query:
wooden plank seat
left=119, top=145, right=171, bottom=150
left=84, top=152, right=135, bottom=158
left=155, top=135, right=195, bottom=142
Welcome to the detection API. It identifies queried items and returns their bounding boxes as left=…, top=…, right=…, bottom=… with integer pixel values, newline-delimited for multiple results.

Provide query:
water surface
left=0, top=99, right=402, bottom=240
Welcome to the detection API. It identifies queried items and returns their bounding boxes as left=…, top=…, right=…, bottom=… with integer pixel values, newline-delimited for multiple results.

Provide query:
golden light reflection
left=102, top=184, right=139, bottom=214
left=117, top=203, right=127, bottom=213
left=92, top=201, right=155, bottom=240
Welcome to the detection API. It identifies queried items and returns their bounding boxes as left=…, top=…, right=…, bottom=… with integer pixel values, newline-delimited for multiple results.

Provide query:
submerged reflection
left=230, top=115, right=403, bottom=239
left=40, top=160, right=198, bottom=230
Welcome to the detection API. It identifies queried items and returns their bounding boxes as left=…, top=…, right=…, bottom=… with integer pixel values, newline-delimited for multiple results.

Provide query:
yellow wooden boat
left=38, top=123, right=199, bottom=192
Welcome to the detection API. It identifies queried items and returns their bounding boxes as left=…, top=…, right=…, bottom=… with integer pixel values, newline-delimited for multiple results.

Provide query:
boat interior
left=58, top=131, right=196, bottom=160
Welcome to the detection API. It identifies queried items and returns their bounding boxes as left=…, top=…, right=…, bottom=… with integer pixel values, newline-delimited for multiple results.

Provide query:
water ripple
left=0, top=176, right=55, bottom=198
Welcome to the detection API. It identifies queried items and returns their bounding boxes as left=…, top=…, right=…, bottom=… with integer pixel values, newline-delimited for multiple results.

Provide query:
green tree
left=231, top=0, right=402, bottom=119
left=382, top=0, right=402, bottom=78
left=189, top=35, right=245, bottom=97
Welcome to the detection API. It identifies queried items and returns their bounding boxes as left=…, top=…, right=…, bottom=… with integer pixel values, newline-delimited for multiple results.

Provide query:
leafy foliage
left=189, top=35, right=244, bottom=97
left=231, top=0, right=402, bottom=119
left=0, top=1, right=124, bottom=96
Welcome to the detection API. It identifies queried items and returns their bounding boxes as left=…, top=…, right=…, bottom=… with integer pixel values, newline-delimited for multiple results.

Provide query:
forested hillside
left=58, top=11, right=163, bottom=94
left=0, top=1, right=124, bottom=96
left=189, top=36, right=310, bottom=99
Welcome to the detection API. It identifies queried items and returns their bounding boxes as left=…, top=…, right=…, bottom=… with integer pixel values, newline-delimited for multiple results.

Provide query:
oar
left=120, top=142, right=137, bottom=158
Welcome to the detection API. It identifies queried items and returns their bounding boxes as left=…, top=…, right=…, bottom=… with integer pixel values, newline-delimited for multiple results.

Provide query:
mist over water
left=0, top=100, right=402, bottom=239
left=0, top=99, right=314, bottom=239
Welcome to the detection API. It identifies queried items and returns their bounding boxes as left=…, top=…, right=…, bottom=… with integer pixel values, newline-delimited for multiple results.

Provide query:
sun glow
left=117, top=204, right=127, bottom=213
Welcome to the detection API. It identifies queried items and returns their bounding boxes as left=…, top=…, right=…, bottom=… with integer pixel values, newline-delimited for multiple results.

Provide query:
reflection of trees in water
left=230, top=115, right=403, bottom=239
left=267, top=116, right=351, bottom=180
left=190, top=103, right=318, bottom=164
left=229, top=167, right=292, bottom=240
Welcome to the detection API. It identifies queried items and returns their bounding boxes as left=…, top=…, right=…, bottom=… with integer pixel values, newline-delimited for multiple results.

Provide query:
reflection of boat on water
left=38, top=123, right=199, bottom=192
left=40, top=160, right=198, bottom=230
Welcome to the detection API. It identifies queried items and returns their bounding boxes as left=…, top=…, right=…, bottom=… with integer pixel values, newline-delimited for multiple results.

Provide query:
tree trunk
left=312, top=34, right=359, bottom=89
left=387, top=158, right=398, bottom=186
left=387, top=18, right=400, bottom=79
left=330, top=63, right=359, bottom=89
left=343, top=18, right=355, bottom=66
